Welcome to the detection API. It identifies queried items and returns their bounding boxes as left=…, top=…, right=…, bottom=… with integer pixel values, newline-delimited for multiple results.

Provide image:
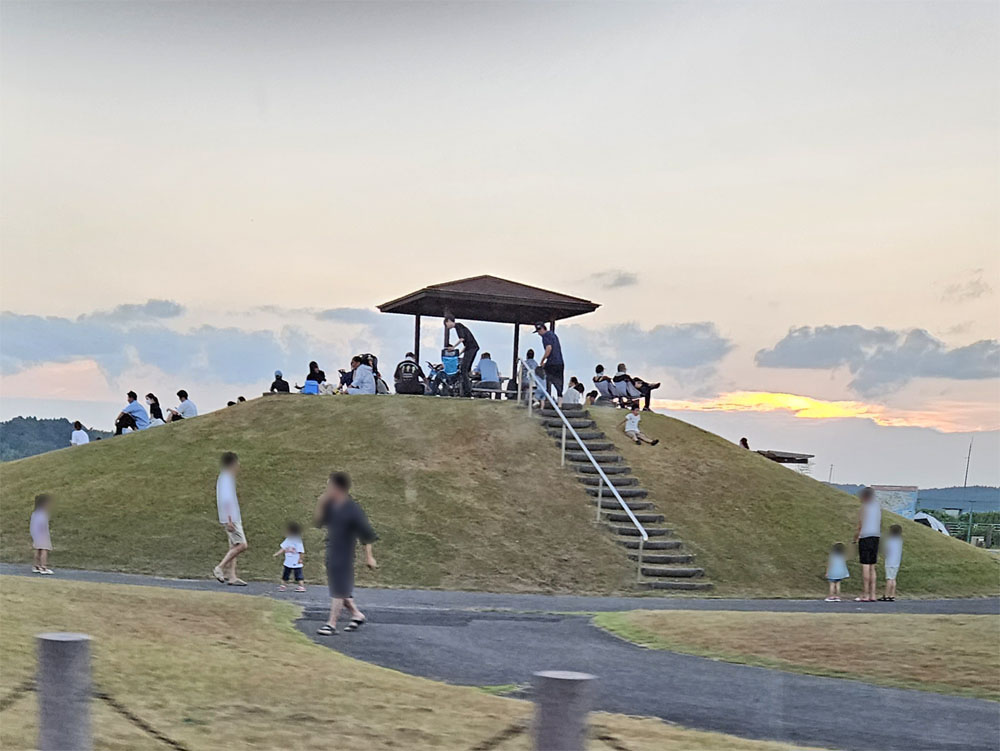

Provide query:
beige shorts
left=625, top=430, right=640, bottom=440
left=224, top=522, right=247, bottom=546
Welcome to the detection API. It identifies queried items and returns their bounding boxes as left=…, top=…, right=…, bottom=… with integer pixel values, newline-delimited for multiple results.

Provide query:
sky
left=1, top=0, right=997, bottom=487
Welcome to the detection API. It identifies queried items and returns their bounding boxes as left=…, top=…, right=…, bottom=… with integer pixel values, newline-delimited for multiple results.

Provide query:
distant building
left=872, top=485, right=918, bottom=519
left=756, top=450, right=814, bottom=476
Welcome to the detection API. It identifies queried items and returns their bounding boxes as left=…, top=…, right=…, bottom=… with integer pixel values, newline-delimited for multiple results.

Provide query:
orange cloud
left=655, top=391, right=998, bottom=433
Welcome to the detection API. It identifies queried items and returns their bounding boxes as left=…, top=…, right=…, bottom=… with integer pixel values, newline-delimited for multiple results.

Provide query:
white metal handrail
left=518, top=361, right=649, bottom=581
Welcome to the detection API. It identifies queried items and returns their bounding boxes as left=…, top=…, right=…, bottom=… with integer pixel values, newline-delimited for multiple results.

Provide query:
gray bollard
left=532, top=670, right=594, bottom=751
left=37, top=632, right=92, bottom=751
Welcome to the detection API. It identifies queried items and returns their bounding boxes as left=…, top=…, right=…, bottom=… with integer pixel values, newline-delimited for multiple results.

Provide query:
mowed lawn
left=0, top=577, right=819, bottom=751
left=590, top=409, right=1000, bottom=597
left=594, top=610, right=1000, bottom=700
left=0, top=397, right=638, bottom=593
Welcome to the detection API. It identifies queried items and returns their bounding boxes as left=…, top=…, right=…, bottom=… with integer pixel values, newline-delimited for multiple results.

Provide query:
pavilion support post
left=512, top=322, right=520, bottom=395
left=413, top=314, right=421, bottom=364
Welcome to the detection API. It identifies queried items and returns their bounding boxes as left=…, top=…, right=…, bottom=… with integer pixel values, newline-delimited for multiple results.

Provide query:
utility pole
left=963, top=438, right=974, bottom=543
left=828, top=464, right=834, bottom=483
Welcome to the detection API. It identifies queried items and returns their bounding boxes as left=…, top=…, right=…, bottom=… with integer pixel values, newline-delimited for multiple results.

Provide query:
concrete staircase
left=536, top=404, right=713, bottom=591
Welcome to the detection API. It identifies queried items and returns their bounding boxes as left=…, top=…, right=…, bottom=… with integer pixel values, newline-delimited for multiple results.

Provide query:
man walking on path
left=444, top=315, right=479, bottom=397
left=213, top=451, right=248, bottom=586
left=853, top=486, right=881, bottom=602
left=534, top=322, right=564, bottom=402
left=314, top=471, right=378, bottom=636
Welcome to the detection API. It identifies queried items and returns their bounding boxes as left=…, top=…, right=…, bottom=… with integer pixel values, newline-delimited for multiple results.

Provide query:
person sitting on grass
left=114, top=391, right=149, bottom=434
left=880, top=524, right=903, bottom=602
left=165, top=389, right=197, bottom=421
left=273, top=521, right=306, bottom=593
left=146, top=393, right=165, bottom=426
left=618, top=403, right=659, bottom=446
left=824, top=542, right=849, bottom=602
left=393, top=353, right=427, bottom=395
left=562, top=377, right=583, bottom=406
left=343, top=356, right=376, bottom=395
left=585, top=389, right=599, bottom=406
left=613, top=363, right=660, bottom=411
left=70, top=421, right=90, bottom=446
left=270, top=370, right=291, bottom=393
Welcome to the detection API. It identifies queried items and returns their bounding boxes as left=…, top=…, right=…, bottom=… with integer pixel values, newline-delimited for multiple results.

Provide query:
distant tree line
left=0, top=417, right=112, bottom=462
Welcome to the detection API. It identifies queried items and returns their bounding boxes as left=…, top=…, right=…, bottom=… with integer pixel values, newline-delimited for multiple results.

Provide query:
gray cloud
left=942, top=271, right=993, bottom=303
left=756, top=325, right=1000, bottom=396
left=592, top=271, right=639, bottom=289
left=82, top=299, right=185, bottom=323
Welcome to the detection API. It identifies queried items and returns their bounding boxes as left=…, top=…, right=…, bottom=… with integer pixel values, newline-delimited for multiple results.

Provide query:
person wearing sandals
left=880, top=524, right=903, bottom=602
left=30, top=493, right=54, bottom=575
left=314, top=471, right=378, bottom=636
left=213, top=452, right=249, bottom=587
left=853, top=486, right=881, bottom=602
left=824, top=542, right=849, bottom=601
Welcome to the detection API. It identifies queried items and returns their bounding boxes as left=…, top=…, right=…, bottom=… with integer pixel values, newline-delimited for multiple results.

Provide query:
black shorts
left=858, top=536, right=880, bottom=565
left=282, top=566, right=303, bottom=581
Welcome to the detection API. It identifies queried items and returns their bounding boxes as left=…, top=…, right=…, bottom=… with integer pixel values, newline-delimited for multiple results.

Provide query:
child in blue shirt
left=825, top=542, right=849, bottom=601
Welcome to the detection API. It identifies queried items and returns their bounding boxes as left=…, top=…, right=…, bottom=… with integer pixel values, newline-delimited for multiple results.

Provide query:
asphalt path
left=4, top=565, right=998, bottom=751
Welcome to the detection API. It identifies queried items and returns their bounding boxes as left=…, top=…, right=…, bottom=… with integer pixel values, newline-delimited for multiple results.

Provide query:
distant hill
left=827, top=483, right=999, bottom=513
left=0, top=417, right=112, bottom=462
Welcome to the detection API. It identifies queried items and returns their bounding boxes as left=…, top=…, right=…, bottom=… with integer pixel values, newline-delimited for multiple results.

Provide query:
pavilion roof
left=378, top=275, right=599, bottom=325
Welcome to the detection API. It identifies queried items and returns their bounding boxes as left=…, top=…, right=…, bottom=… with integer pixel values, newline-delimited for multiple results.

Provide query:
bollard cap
left=37, top=633, right=92, bottom=642
left=534, top=670, right=595, bottom=682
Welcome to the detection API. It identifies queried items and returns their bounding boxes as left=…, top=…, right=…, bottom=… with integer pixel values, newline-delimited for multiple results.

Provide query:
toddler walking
left=273, top=521, right=306, bottom=592
left=880, top=525, right=903, bottom=601
left=30, top=494, right=54, bottom=575
left=824, top=542, right=849, bottom=601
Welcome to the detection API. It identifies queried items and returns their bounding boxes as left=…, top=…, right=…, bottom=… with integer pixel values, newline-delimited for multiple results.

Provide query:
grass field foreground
left=594, top=609, right=1000, bottom=700
left=591, top=408, right=1000, bottom=597
left=0, top=576, right=818, bottom=751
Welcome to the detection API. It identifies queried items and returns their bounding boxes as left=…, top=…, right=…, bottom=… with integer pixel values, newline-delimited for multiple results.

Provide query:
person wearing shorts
left=853, top=487, right=881, bottom=602
left=881, top=524, right=903, bottom=601
left=618, top=404, right=659, bottom=446
left=213, top=452, right=248, bottom=586
left=314, top=471, right=377, bottom=636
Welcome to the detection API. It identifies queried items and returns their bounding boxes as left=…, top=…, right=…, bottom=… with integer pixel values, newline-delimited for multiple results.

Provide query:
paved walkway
left=4, top=565, right=999, bottom=751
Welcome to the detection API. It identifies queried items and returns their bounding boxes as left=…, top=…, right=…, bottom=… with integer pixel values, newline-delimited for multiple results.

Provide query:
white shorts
left=625, top=430, right=640, bottom=440
left=224, top=522, right=247, bottom=546
left=885, top=564, right=899, bottom=580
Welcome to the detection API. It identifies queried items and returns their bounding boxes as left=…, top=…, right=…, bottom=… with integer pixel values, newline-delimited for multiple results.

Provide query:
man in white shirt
left=70, top=421, right=90, bottom=446
left=213, top=452, right=248, bottom=586
left=166, top=389, right=198, bottom=422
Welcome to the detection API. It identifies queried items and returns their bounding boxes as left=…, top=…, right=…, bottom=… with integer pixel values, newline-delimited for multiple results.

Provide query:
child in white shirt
left=273, top=521, right=306, bottom=592
left=618, top=404, right=659, bottom=446
left=30, top=494, right=54, bottom=575
left=880, top=525, right=903, bottom=601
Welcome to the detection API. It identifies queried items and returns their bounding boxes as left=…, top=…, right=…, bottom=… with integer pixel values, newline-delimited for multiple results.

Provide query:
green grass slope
left=590, top=409, right=999, bottom=597
left=0, top=397, right=638, bottom=593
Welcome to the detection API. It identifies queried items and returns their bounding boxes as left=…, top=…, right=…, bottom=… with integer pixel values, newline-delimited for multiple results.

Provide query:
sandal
left=344, top=618, right=366, bottom=632
left=227, top=579, right=248, bottom=587
left=877, top=596, right=890, bottom=601
left=316, top=624, right=336, bottom=636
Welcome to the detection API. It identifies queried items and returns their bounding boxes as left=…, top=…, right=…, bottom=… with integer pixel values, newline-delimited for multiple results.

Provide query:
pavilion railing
left=518, top=361, right=649, bottom=582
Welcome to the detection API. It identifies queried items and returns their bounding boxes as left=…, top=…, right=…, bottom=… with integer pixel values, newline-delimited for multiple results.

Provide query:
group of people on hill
left=211, top=452, right=378, bottom=634
left=824, top=487, right=904, bottom=602
left=269, top=357, right=382, bottom=397
left=108, top=389, right=198, bottom=436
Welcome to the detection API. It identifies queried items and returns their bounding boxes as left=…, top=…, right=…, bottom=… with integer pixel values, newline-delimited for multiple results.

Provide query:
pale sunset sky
left=1, top=1, right=997, bottom=487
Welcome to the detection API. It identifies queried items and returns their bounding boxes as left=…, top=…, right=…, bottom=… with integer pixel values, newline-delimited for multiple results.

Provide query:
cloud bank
left=755, top=325, right=999, bottom=396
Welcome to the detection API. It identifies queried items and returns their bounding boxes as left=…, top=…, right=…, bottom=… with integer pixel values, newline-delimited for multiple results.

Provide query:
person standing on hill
left=853, top=486, right=881, bottom=602
left=213, top=452, right=248, bottom=586
left=444, top=315, right=479, bottom=397
left=314, top=471, right=378, bottom=636
left=534, top=322, right=564, bottom=403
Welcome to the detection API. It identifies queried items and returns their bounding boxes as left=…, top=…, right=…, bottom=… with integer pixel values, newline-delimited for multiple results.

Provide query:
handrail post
left=636, top=537, right=644, bottom=584
left=560, top=424, right=567, bottom=467
left=38, top=632, right=92, bottom=751
left=595, top=479, right=603, bottom=522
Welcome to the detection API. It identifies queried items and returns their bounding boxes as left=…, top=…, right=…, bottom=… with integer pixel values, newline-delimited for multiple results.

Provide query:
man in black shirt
left=270, top=370, right=290, bottom=393
left=444, top=315, right=479, bottom=397
left=393, top=353, right=427, bottom=395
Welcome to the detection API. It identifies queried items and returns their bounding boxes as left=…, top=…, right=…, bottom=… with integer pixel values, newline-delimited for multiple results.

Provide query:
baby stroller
left=436, top=347, right=463, bottom=397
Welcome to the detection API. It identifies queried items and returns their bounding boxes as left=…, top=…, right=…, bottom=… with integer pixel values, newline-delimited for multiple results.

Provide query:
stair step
left=608, top=525, right=671, bottom=537
left=619, top=539, right=683, bottom=550
left=547, top=429, right=606, bottom=441
left=589, top=499, right=655, bottom=511
left=641, top=566, right=704, bottom=578
left=638, top=580, right=714, bottom=591
left=578, top=475, right=638, bottom=487
left=542, top=418, right=595, bottom=429
left=604, top=511, right=664, bottom=524
left=627, top=553, right=695, bottom=564
left=585, top=486, right=647, bottom=498
left=565, top=451, right=622, bottom=465
left=538, top=407, right=586, bottom=418
left=555, top=440, right=615, bottom=452
left=572, top=463, right=632, bottom=475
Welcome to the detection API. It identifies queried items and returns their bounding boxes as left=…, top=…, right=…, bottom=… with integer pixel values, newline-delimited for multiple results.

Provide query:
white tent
left=913, top=512, right=951, bottom=536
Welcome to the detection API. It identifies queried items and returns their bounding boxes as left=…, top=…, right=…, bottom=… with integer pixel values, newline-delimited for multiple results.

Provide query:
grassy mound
left=0, top=397, right=637, bottom=593
left=594, top=610, right=1000, bottom=700
left=589, top=409, right=999, bottom=597
left=0, top=576, right=816, bottom=750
